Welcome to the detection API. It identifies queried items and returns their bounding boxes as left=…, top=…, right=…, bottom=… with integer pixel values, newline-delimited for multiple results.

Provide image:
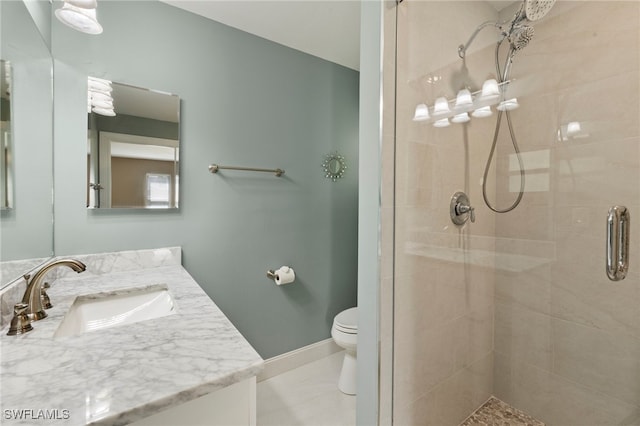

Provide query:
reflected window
left=145, top=173, right=170, bottom=208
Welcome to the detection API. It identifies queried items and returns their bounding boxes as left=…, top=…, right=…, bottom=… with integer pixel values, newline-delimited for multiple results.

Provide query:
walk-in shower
left=387, top=0, right=640, bottom=424
left=459, top=0, right=556, bottom=213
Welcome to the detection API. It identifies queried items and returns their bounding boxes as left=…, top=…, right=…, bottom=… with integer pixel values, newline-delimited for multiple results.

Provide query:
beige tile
left=552, top=318, right=640, bottom=406
left=495, top=264, right=552, bottom=315
left=551, top=261, right=638, bottom=337
left=508, top=359, right=639, bottom=426
left=492, top=351, right=512, bottom=402
left=494, top=302, right=553, bottom=372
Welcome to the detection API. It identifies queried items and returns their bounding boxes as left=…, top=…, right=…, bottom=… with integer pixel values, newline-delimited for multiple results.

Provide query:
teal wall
left=52, top=1, right=359, bottom=358
left=1, top=0, right=54, bottom=263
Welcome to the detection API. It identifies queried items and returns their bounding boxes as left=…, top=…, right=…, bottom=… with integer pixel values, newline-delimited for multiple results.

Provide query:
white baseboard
left=258, top=338, right=342, bottom=382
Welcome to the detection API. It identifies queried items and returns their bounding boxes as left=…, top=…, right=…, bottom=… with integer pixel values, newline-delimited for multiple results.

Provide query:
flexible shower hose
left=481, top=40, right=526, bottom=213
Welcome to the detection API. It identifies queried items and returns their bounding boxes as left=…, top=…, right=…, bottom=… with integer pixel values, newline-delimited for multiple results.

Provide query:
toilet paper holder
left=266, top=270, right=278, bottom=280
left=266, top=266, right=295, bottom=285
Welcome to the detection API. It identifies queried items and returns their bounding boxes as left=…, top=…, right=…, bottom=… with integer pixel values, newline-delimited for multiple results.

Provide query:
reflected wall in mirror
left=0, top=0, right=54, bottom=289
left=1, top=59, right=13, bottom=210
left=87, top=79, right=180, bottom=209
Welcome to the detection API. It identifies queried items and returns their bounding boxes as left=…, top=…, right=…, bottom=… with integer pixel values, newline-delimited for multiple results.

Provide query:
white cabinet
left=130, top=377, right=256, bottom=426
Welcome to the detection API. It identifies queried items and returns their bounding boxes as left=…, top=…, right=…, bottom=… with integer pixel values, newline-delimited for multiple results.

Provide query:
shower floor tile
left=460, top=397, right=544, bottom=426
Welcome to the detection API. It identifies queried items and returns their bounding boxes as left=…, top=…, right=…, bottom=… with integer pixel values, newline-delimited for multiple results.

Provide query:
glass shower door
left=391, top=1, right=640, bottom=425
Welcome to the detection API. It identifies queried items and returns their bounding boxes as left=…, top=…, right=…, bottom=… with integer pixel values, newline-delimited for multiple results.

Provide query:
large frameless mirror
left=0, top=0, right=54, bottom=289
left=87, top=79, right=180, bottom=209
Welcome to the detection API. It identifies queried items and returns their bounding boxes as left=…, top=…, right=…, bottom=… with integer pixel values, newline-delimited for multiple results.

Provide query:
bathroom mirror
left=0, top=0, right=55, bottom=289
left=0, top=59, right=13, bottom=210
left=87, top=80, right=180, bottom=209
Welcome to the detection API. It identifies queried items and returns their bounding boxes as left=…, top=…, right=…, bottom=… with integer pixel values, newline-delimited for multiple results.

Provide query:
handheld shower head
left=510, top=25, right=535, bottom=52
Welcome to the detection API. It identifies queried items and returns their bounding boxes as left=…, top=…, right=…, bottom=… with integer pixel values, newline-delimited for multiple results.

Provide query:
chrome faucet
left=21, top=259, right=86, bottom=321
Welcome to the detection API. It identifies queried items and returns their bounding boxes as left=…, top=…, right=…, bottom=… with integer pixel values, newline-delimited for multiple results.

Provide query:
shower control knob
left=455, top=203, right=476, bottom=223
left=450, top=191, right=476, bottom=225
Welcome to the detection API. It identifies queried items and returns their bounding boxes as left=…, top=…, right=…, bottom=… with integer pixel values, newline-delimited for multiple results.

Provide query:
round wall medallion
left=322, top=152, right=347, bottom=182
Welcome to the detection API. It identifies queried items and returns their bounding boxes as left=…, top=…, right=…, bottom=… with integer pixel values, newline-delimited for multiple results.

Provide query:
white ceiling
left=158, top=1, right=519, bottom=73
left=160, top=0, right=361, bottom=71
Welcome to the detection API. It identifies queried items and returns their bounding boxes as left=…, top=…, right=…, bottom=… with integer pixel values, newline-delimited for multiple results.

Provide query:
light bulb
left=497, top=98, right=519, bottom=111
left=67, top=0, right=97, bottom=8
left=451, top=113, right=470, bottom=123
left=567, top=121, right=581, bottom=137
left=433, top=118, right=450, bottom=128
left=412, top=103, right=430, bottom=121
left=472, top=106, right=492, bottom=118
left=88, top=77, right=112, bottom=93
left=454, top=89, right=473, bottom=111
left=55, top=2, right=103, bottom=35
left=433, top=97, right=451, bottom=116
left=90, top=91, right=113, bottom=104
left=480, top=79, right=500, bottom=99
left=92, top=106, right=115, bottom=116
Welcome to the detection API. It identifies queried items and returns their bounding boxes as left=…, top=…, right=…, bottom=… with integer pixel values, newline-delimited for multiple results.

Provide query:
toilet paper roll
left=275, top=266, right=295, bottom=285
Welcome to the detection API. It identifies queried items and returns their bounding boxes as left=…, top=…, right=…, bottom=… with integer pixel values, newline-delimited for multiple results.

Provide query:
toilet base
left=338, top=351, right=357, bottom=395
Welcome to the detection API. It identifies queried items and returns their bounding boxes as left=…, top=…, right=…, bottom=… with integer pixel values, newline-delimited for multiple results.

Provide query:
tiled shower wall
left=386, top=1, right=640, bottom=425
left=492, top=2, right=640, bottom=424
left=391, top=2, right=500, bottom=424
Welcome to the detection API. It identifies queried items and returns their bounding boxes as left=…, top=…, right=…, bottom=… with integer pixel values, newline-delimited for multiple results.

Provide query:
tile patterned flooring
left=460, top=397, right=545, bottom=426
left=257, top=351, right=356, bottom=426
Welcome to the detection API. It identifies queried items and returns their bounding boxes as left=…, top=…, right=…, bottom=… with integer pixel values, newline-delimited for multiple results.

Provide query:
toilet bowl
left=331, top=307, right=357, bottom=395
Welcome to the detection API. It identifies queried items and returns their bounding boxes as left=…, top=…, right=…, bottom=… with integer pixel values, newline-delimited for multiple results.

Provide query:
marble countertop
left=0, top=261, right=264, bottom=425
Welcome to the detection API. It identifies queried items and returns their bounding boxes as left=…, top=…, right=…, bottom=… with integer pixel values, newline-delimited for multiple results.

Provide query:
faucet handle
left=7, top=303, right=33, bottom=336
left=450, top=191, right=476, bottom=225
left=41, top=282, right=52, bottom=309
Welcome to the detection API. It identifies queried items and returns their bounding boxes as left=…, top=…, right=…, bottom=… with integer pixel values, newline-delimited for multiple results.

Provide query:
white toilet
left=331, top=307, right=357, bottom=395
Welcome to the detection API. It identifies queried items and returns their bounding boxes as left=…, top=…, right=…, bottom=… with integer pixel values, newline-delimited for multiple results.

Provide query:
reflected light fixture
left=454, top=89, right=473, bottom=110
left=91, top=107, right=115, bottom=117
left=433, top=118, right=450, bottom=128
left=451, top=113, right=470, bottom=123
left=433, top=97, right=451, bottom=116
left=472, top=106, right=492, bottom=118
left=55, top=0, right=103, bottom=35
left=413, top=103, right=430, bottom=121
left=497, top=98, right=519, bottom=111
left=88, top=77, right=115, bottom=116
left=566, top=121, right=581, bottom=137
left=479, top=79, right=500, bottom=99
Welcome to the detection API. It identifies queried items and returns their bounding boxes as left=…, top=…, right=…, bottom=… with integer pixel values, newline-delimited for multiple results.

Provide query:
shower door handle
left=606, top=206, right=630, bottom=281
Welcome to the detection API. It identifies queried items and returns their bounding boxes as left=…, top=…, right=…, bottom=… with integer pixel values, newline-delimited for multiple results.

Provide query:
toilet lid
left=334, top=307, right=357, bottom=331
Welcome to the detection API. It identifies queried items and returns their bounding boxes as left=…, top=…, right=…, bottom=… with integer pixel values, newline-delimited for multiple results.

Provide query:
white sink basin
left=54, top=285, right=176, bottom=338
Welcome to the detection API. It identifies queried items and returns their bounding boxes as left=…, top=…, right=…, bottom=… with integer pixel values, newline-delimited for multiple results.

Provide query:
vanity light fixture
left=55, top=0, right=103, bottom=35
left=413, top=78, right=514, bottom=127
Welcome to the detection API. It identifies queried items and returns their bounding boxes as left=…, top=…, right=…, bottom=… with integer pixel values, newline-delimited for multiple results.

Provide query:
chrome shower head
left=524, top=0, right=556, bottom=21
left=513, top=0, right=556, bottom=26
